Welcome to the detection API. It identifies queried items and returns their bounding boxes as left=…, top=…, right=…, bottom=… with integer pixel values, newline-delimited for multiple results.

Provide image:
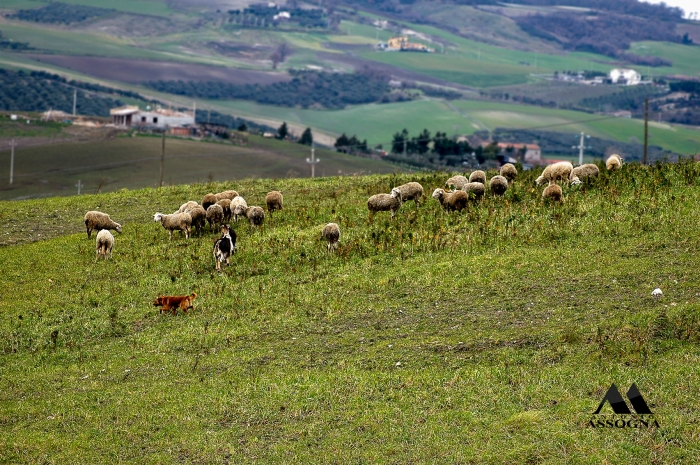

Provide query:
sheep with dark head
left=84, top=211, right=122, bottom=239
left=367, top=188, right=402, bottom=219
left=234, top=205, right=265, bottom=229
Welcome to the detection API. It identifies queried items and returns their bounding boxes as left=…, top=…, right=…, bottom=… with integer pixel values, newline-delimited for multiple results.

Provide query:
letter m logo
left=594, top=383, right=653, bottom=415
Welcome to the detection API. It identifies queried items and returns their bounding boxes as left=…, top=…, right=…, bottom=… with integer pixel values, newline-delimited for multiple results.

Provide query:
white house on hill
left=110, top=105, right=195, bottom=129
left=609, top=69, right=641, bottom=86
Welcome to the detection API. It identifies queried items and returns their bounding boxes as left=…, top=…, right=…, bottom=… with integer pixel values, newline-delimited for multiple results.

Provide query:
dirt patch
left=27, top=55, right=292, bottom=85
left=206, top=41, right=272, bottom=60
left=74, top=13, right=183, bottom=38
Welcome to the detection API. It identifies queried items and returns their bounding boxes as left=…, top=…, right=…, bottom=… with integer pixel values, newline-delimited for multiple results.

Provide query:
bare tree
left=270, top=42, right=293, bottom=70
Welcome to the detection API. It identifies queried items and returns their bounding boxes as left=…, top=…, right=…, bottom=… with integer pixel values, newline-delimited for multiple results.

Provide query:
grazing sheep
left=177, top=201, right=199, bottom=213
left=606, top=154, right=623, bottom=171
left=570, top=163, right=600, bottom=184
left=215, top=190, right=239, bottom=201
left=230, top=196, right=248, bottom=222
left=95, top=229, right=114, bottom=261
left=153, top=212, right=192, bottom=240
left=84, top=211, right=122, bottom=239
left=184, top=205, right=206, bottom=235
left=539, top=161, right=573, bottom=185
left=265, top=191, right=283, bottom=216
left=206, top=204, right=225, bottom=230
left=432, top=188, right=470, bottom=212
left=322, top=223, right=340, bottom=253
left=367, top=188, right=402, bottom=219
left=235, top=205, right=265, bottom=229
left=463, top=181, right=485, bottom=200
left=216, top=199, right=232, bottom=223
left=542, top=184, right=563, bottom=202
left=468, top=170, right=486, bottom=184
left=536, top=175, right=547, bottom=186
left=489, top=175, right=508, bottom=196
left=202, top=193, right=218, bottom=211
left=213, top=224, right=237, bottom=272
left=500, top=163, right=518, bottom=183
left=396, top=182, right=424, bottom=206
left=445, top=175, right=469, bottom=190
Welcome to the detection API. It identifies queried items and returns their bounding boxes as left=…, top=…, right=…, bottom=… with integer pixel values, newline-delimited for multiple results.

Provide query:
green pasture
left=0, top=134, right=403, bottom=200
left=0, top=0, right=44, bottom=9
left=212, top=98, right=700, bottom=156
left=629, top=41, right=700, bottom=78
left=3, top=163, right=700, bottom=462
left=1, top=0, right=172, bottom=16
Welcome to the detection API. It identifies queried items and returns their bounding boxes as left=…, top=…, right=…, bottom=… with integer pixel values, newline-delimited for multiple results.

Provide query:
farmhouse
left=110, top=105, right=195, bottom=129
left=385, top=36, right=433, bottom=52
left=493, top=142, right=542, bottom=164
left=609, top=68, right=641, bottom=86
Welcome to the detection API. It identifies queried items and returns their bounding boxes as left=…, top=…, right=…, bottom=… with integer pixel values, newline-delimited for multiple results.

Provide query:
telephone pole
left=159, top=129, right=166, bottom=187
left=9, top=138, right=17, bottom=184
left=72, top=89, right=77, bottom=116
left=572, top=132, right=590, bottom=165
left=643, top=98, right=649, bottom=165
left=76, top=179, right=82, bottom=195
left=306, top=143, right=320, bottom=178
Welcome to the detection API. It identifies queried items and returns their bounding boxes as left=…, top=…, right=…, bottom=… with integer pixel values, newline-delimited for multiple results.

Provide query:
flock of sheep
left=84, top=154, right=623, bottom=268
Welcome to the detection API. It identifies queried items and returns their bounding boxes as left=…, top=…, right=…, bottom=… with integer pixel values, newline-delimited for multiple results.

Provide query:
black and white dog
left=213, top=224, right=236, bottom=271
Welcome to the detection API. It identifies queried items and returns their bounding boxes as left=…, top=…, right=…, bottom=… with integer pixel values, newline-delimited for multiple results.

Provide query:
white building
left=110, top=106, right=195, bottom=129
left=609, top=69, right=641, bottom=86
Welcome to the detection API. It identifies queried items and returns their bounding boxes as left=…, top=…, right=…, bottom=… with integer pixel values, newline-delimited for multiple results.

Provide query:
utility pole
left=572, top=132, right=590, bottom=165
left=306, top=143, right=320, bottom=178
left=76, top=179, right=82, bottom=195
left=72, top=89, right=77, bottom=116
left=403, top=137, right=407, bottom=156
left=159, top=129, right=166, bottom=187
left=643, top=98, right=649, bottom=165
left=9, top=138, right=17, bottom=184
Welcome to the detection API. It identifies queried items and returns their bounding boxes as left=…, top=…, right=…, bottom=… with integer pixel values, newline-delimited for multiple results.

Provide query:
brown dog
left=153, top=293, right=197, bottom=315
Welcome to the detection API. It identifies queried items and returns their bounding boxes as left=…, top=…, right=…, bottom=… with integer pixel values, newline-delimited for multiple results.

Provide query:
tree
left=334, top=133, right=349, bottom=153
left=299, top=127, right=313, bottom=146
left=391, top=129, right=409, bottom=154
left=276, top=122, right=289, bottom=140
left=271, top=42, right=293, bottom=69
left=237, top=122, right=248, bottom=132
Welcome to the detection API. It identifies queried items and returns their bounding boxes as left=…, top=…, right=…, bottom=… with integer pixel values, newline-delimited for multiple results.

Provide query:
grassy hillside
left=2, top=162, right=700, bottom=463
left=0, top=133, right=405, bottom=200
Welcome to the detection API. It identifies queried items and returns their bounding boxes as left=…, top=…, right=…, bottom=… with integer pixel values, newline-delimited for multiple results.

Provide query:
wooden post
left=643, top=98, right=649, bottom=165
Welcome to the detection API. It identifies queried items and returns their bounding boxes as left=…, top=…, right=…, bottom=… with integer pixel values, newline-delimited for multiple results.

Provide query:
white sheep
left=396, top=182, right=424, bottom=206
left=153, top=212, right=192, bottom=240
left=538, top=161, right=573, bottom=185
left=468, top=170, right=486, bottom=184
left=432, top=188, right=469, bottom=212
left=445, top=175, right=469, bottom=190
left=570, top=164, right=600, bottom=184
left=500, top=163, right=518, bottom=183
left=462, top=181, right=485, bottom=200
left=215, top=190, right=239, bottom=201
left=177, top=201, right=199, bottom=213
left=202, top=193, right=218, bottom=211
left=606, top=154, right=623, bottom=171
left=322, top=223, right=340, bottom=253
left=184, top=205, right=206, bottom=235
left=367, top=187, right=402, bottom=219
left=84, top=211, right=122, bottom=239
left=95, top=229, right=114, bottom=261
left=230, top=196, right=248, bottom=222
left=216, top=199, right=232, bottom=223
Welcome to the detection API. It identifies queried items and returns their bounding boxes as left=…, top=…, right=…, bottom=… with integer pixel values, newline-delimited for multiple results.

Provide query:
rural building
left=609, top=69, right=641, bottom=86
left=385, top=36, right=433, bottom=52
left=494, top=142, right=542, bottom=164
left=110, top=105, right=195, bottom=129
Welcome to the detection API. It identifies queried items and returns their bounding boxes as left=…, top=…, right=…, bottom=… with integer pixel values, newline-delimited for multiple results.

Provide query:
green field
left=212, top=98, right=700, bottom=156
left=0, top=0, right=172, bottom=16
left=0, top=134, right=405, bottom=200
left=2, top=162, right=700, bottom=462
left=629, top=41, right=700, bottom=78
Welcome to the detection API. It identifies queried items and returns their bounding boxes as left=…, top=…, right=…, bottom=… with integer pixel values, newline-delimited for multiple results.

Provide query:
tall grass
left=2, top=162, right=700, bottom=463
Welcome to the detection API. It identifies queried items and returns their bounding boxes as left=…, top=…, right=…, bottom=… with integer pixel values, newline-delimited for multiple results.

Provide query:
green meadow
left=0, top=0, right=172, bottom=16
left=2, top=162, right=700, bottom=462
